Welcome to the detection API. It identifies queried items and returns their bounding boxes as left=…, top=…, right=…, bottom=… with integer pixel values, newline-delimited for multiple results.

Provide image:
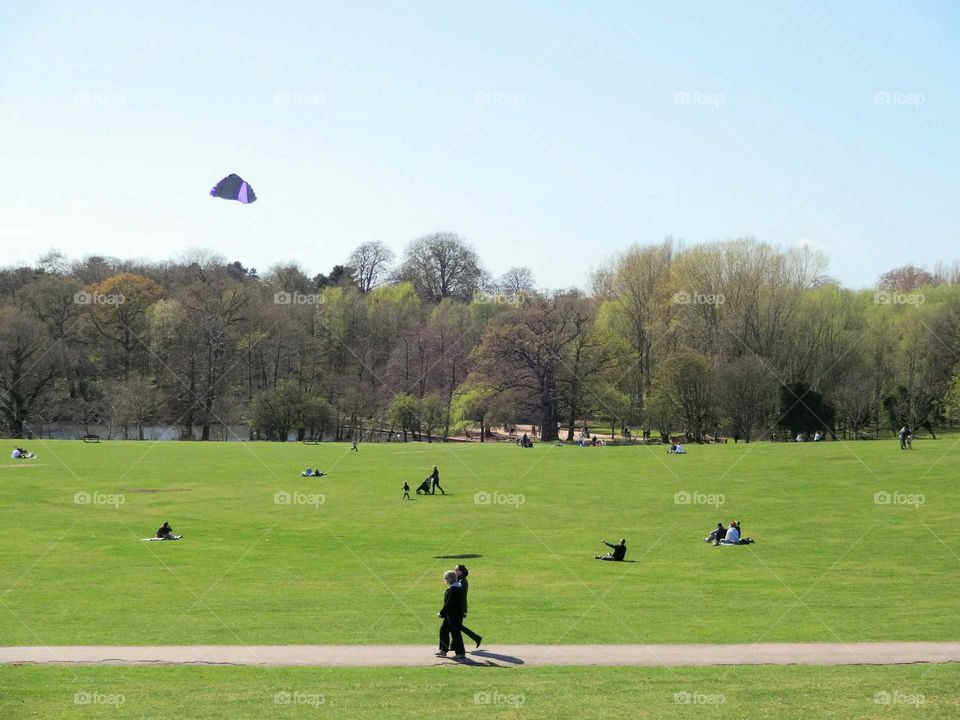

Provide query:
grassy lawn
left=1, top=664, right=957, bottom=719
left=0, top=438, right=957, bottom=646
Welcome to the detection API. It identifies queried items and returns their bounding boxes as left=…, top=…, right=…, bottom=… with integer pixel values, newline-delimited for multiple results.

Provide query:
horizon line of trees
left=4, top=236, right=960, bottom=443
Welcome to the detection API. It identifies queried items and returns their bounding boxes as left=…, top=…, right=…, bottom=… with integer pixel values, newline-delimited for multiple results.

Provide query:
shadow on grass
left=450, top=650, right=525, bottom=666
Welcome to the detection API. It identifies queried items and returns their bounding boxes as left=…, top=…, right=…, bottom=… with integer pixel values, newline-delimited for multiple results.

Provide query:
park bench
left=303, top=436, right=321, bottom=445
left=82, top=434, right=100, bottom=443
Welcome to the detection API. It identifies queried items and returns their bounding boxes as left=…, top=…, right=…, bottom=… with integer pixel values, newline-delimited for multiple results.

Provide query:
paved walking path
left=2, top=642, right=958, bottom=667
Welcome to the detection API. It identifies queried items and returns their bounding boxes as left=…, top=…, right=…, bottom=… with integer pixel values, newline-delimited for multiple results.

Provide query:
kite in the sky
left=210, top=173, right=256, bottom=204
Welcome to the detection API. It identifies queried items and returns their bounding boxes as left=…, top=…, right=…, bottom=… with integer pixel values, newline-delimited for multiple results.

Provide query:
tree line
left=3, top=236, right=960, bottom=443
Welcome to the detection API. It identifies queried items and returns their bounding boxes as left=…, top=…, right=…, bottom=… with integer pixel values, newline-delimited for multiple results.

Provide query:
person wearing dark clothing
left=454, top=564, right=482, bottom=648
left=156, top=521, right=181, bottom=540
left=402, top=481, right=410, bottom=500
left=595, top=538, right=627, bottom=561
left=705, top=523, right=726, bottom=544
left=429, top=465, right=444, bottom=495
left=436, top=570, right=466, bottom=658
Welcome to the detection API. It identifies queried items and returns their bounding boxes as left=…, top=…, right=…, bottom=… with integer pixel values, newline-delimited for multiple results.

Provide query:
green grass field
left=1, top=438, right=957, bottom=646
left=2, top=664, right=957, bottom=719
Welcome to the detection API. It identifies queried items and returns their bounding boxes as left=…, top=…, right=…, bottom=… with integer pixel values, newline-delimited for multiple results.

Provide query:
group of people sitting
left=667, top=443, right=686, bottom=454
left=301, top=467, right=327, bottom=477
left=704, top=520, right=754, bottom=545
left=10, top=447, right=36, bottom=459
left=518, top=433, right=534, bottom=448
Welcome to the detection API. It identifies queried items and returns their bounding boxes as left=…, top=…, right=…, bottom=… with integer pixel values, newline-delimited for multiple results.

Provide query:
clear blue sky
left=1, top=1, right=957, bottom=289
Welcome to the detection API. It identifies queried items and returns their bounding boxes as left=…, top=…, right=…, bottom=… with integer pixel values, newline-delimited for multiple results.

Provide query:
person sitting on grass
left=704, top=522, right=726, bottom=544
left=668, top=443, right=686, bottom=454
left=595, top=538, right=627, bottom=561
left=11, top=447, right=35, bottom=459
left=156, top=521, right=182, bottom=540
left=301, top=467, right=327, bottom=477
left=717, top=520, right=755, bottom=545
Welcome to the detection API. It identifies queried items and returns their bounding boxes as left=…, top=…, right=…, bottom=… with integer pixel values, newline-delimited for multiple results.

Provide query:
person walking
left=436, top=570, right=466, bottom=658
left=454, top=564, right=482, bottom=648
left=402, top=481, right=410, bottom=500
left=429, top=465, right=444, bottom=495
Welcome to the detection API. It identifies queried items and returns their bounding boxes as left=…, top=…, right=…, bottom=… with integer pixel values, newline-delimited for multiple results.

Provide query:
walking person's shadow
left=454, top=649, right=524, bottom=666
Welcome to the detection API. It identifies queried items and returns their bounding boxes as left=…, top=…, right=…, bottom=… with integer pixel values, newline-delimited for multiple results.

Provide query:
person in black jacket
left=436, top=570, right=466, bottom=658
left=454, top=564, right=482, bottom=648
left=429, top=465, right=444, bottom=495
left=595, top=538, right=626, bottom=561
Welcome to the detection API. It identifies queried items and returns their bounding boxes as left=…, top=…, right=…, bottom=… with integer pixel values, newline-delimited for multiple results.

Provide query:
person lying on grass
left=11, top=447, right=36, bottom=459
left=595, top=538, right=627, bottom=561
left=301, top=468, right=327, bottom=477
left=156, top=521, right=182, bottom=540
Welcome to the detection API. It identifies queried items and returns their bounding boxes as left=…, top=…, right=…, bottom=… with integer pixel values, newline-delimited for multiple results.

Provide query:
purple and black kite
left=210, top=173, right=256, bottom=204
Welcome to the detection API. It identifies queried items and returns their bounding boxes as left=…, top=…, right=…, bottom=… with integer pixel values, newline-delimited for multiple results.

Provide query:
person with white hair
left=435, top=570, right=466, bottom=658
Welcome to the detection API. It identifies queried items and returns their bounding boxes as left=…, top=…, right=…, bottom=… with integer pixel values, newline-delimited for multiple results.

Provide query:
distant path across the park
left=2, top=643, right=958, bottom=667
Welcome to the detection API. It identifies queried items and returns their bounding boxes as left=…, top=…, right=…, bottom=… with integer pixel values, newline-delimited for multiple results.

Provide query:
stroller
left=415, top=477, right=433, bottom=495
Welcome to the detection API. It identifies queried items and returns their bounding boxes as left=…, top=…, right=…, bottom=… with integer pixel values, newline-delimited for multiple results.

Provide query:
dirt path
left=2, top=642, right=958, bottom=667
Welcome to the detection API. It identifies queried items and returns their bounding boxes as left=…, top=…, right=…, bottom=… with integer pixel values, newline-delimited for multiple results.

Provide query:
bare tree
left=349, top=241, right=394, bottom=293
left=395, top=232, right=484, bottom=302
